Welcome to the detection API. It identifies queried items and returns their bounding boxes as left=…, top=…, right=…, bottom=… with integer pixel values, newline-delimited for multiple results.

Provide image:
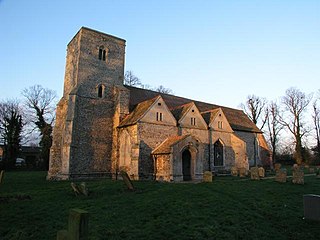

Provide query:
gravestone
left=120, top=171, right=135, bottom=191
left=203, top=171, right=213, bottom=182
left=231, top=167, right=238, bottom=177
left=275, top=169, right=287, bottom=183
left=239, top=168, right=247, bottom=178
left=303, top=194, right=320, bottom=221
left=0, top=170, right=4, bottom=184
left=71, top=182, right=89, bottom=196
left=250, top=167, right=260, bottom=180
left=57, top=209, right=89, bottom=240
left=274, top=163, right=281, bottom=171
left=309, top=167, right=315, bottom=174
left=258, top=167, right=265, bottom=178
left=292, top=167, right=304, bottom=185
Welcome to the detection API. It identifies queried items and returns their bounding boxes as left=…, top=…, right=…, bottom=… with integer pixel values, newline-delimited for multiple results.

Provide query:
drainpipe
left=253, top=132, right=257, bottom=166
left=209, top=127, right=212, bottom=172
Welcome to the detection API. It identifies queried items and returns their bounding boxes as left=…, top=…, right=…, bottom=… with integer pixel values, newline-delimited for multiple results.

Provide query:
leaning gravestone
left=275, top=169, right=287, bottom=183
left=250, top=167, right=260, bottom=180
left=120, top=171, right=135, bottom=191
left=292, top=167, right=304, bottom=185
left=303, top=194, right=320, bottom=221
left=239, top=168, right=247, bottom=178
left=203, top=171, right=213, bottom=182
left=258, top=167, right=265, bottom=178
left=231, top=166, right=238, bottom=177
left=0, top=170, right=4, bottom=184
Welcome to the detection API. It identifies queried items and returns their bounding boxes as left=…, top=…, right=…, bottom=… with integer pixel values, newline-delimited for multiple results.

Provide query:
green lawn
left=1, top=171, right=320, bottom=240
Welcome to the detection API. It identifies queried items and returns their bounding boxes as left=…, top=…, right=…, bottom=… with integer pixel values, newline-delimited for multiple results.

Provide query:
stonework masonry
left=48, top=27, right=271, bottom=181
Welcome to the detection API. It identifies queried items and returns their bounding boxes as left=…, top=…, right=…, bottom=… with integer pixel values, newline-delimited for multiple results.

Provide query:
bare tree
left=154, top=85, right=173, bottom=94
left=240, top=95, right=268, bottom=130
left=279, top=87, right=312, bottom=165
left=0, top=100, right=24, bottom=169
left=22, top=85, right=57, bottom=170
left=266, top=101, right=283, bottom=164
left=124, top=70, right=141, bottom=87
left=312, top=91, right=320, bottom=163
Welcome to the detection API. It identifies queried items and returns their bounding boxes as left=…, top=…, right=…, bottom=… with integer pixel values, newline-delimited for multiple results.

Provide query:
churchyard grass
left=1, top=171, right=320, bottom=239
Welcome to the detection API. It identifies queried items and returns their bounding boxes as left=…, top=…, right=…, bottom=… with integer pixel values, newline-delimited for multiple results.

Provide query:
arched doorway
left=214, top=140, right=224, bottom=166
left=182, top=149, right=191, bottom=181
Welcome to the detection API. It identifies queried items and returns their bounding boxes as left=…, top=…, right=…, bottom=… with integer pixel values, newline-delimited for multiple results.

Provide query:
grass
left=1, top=171, right=320, bottom=240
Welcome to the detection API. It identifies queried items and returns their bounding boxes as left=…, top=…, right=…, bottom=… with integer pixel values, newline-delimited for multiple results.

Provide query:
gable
left=209, top=108, right=233, bottom=133
left=140, top=96, right=176, bottom=126
left=178, top=103, right=207, bottom=130
left=125, top=85, right=262, bottom=133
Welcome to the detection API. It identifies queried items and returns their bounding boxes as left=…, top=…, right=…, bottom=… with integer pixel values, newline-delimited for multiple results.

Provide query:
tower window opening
left=218, top=121, right=223, bottom=129
left=98, top=46, right=107, bottom=61
left=102, top=50, right=106, bottom=61
left=98, top=85, right=105, bottom=98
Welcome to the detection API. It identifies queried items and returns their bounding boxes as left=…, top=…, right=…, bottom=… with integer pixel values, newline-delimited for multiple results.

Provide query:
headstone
left=120, top=171, right=135, bottom=191
left=274, top=163, right=281, bottom=171
left=309, top=167, right=315, bottom=174
left=250, top=167, right=260, bottom=180
left=292, top=167, right=304, bottom=185
left=0, top=170, right=4, bottom=184
left=71, top=183, right=81, bottom=196
left=275, top=169, right=287, bottom=183
left=258, top=167, right=265, bottom=178
left=79, top=182, right=88, bottom=196
left=231, top=167, right=238, bottom=177
left=203, top=171, right=213, bottom=182
left=303, top=194, right=320, bottom=221
left=239, top=168, right=247, bottom=178
left=57, top=209, right=89, bottom=240
left=68, top=209, right=89, bottom=240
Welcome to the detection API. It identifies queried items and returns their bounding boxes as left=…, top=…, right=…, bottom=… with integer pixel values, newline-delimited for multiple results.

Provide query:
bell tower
left=48, top=27, right=126, bottom=179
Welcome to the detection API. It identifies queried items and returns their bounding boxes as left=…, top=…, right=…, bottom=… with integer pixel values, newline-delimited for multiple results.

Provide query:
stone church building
left=48, top=27, right=271, bottom=181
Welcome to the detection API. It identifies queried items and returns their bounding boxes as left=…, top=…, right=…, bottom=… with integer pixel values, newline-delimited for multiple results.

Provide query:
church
left=48, top=27, right=271, bottom=181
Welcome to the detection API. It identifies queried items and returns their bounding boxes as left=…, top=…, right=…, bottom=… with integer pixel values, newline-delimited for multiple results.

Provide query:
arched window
left=97, top=84, right=105, bottom=98
left=98, top=46, right=107, bottom=61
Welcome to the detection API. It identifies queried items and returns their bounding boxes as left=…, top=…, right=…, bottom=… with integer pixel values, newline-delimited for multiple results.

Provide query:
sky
left=0, top=0, right=319, bottom=109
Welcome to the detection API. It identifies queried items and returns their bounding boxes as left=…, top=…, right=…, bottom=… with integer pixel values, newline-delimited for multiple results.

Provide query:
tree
left=22, top=85, right=57, bottom=170
left=312, top=91, right=320, bottom=164
left=0, top=100, right=23, bottom=169
left=124, top=70, right=141, bottom=87
left=279, top=87, right=312, bottom=165
left=240, top=95, right=268, bottom=130
left=266, top=101, right=283, bottom=164
left=154, top=85, right=173, bottom=94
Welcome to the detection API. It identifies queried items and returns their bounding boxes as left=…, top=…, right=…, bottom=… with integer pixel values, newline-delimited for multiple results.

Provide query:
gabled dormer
left=171, top=102, right=207, bottom=130
left=203, top=108, right=233, bottom=132
left=139, top=96, right=176, bottom=126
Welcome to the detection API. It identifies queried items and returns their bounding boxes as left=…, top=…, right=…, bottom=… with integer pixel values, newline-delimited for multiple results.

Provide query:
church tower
left=48, top=27, right=126, bottom=179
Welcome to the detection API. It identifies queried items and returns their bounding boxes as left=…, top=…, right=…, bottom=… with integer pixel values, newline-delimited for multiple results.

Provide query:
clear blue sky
left=0, top=0, right=319, bottom=109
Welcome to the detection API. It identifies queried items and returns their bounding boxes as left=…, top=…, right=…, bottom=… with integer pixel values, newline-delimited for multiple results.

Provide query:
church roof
left=124, top=86, right=261, bottom=133
left=119, top=95, right=159, bottom=127
left=170, top=102, right=194, bottom=121
left=152, top=135, right=191, bottom=155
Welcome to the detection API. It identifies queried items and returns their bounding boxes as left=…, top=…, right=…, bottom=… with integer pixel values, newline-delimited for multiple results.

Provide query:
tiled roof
left=125, top=86, right=261, bottom=133
left=170, top=102, right=194, bottom=121
left=119, top=95, right=159, bottom=127
left=201, top=109, right=220, bottom=125
left=152, top=135, right=191, bottom=154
